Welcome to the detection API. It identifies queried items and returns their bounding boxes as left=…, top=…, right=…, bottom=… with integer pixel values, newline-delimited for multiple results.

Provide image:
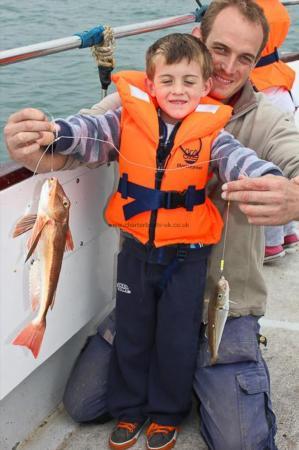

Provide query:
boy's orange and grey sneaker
left=109, top=420, right=147, bottom=449
left=146, top=422, right=179, bottom=450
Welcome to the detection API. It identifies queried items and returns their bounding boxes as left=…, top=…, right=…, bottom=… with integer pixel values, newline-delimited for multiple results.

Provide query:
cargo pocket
left=236, top=366, right=277, bottom=450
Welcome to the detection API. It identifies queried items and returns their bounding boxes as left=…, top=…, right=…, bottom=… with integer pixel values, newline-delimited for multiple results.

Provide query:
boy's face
left=146, top=55, right=212, bottom=124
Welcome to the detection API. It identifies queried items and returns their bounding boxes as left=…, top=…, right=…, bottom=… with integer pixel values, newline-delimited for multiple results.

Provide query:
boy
left=42, top=34, right=281, bottom=449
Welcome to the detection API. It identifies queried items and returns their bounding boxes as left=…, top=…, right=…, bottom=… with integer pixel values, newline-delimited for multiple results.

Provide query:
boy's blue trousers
left=107, top=238, right=211, bottom=425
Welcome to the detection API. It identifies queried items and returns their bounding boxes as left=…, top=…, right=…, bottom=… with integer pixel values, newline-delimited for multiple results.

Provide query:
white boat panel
left=0, top=165, right=119, bottom=400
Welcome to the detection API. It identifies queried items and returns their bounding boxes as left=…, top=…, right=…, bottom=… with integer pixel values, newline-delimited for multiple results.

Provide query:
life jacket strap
left=118, top=175, right=206, bottom=220
left=255, top=48, right=279, bottom=68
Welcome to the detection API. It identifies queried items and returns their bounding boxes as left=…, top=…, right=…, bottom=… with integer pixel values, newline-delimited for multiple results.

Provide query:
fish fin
left=13, top=214, right=37, bottom=237
left=25, top=215, right=49, bottom=262
left=65, top=228, right=74, bottom=252
left=12, top=320, right=46, bottom=358
left=29, top=260, right=41, bottom=311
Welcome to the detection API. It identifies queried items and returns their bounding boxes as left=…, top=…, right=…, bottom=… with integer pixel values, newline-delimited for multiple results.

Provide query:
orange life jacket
left=251, top=0, right=295, bottom=91
left=105, top=71, right=232, bottom=247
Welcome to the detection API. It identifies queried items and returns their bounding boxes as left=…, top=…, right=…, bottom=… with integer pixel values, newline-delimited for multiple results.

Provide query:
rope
left=91, top=26, right=115, bottom=98
left=91, top=26, right=115, bottom=67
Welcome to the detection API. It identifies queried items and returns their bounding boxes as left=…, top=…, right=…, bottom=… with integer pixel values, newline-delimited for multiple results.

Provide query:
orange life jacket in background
left=251, top=0, right=295, bottom=91
left=105, top=71, right=232, bottom=248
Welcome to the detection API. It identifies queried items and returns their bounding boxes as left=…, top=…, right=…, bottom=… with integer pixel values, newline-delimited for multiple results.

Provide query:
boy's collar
left=157, top=108, right=181, bottom=127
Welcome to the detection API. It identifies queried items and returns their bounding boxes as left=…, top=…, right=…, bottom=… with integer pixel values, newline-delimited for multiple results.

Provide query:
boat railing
left=1, top=0, right=299, bottom=66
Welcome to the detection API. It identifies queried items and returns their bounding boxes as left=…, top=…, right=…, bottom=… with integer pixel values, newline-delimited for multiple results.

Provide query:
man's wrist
left=53, top=119, right=74, bottom=152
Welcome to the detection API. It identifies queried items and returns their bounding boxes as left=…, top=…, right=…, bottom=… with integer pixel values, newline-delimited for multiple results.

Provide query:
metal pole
left=283, top=1, right=299, bottom=5
left=0, top=13, right=198, bottom=67
left=281, top=51, right=299, bottom=63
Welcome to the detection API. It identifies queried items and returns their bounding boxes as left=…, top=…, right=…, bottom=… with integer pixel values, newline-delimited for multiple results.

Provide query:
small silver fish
left=208, top=275, right=230, bottom=365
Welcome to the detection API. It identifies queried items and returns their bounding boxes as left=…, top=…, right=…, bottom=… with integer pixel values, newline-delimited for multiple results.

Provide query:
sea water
left=1, top=0, right=298, bottom=163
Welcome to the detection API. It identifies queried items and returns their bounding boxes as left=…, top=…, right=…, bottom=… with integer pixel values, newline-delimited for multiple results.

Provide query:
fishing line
left=33, top=147, right=51, bottom=176
left=33, top=131, right=251, bottom=276
left=42, top=108, right=56, bottom=173
left=219, top=200, right=230, bottom=275
left=32, top=107, right=57, bottom=176
left=44, top=134, right=251, bottom=175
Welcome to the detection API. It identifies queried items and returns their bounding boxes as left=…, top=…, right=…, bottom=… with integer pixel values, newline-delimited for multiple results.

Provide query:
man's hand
left=4, top=108, right=66, bottom=173
left=221, top=175, right=299, bottom=225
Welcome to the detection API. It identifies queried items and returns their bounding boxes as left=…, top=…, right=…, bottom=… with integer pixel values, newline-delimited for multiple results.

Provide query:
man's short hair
left=201, top=0, right=269, bottom=60
left=146, top=33, right=213, bottom=81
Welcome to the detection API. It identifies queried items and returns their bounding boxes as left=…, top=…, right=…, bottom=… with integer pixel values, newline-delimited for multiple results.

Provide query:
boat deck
left=17, top=245, right=299, bottom=450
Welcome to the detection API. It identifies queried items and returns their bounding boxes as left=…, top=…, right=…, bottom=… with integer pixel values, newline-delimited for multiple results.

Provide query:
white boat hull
left=0, top=165, right=119, bottom=399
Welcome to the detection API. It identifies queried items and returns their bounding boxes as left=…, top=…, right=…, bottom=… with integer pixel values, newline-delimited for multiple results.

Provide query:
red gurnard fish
left=12, top=177, right=74, bottom=358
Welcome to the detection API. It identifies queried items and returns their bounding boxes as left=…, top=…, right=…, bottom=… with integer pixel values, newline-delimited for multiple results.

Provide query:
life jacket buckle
left=185, top=185, right=196, bottom=211
left=163, top=190, right=186, bottom=209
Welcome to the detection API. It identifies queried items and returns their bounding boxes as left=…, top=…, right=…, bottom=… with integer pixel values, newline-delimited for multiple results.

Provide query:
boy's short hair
left=146, top=33, right=213, bottom=81
left=201, top=0, right=269, bottom=60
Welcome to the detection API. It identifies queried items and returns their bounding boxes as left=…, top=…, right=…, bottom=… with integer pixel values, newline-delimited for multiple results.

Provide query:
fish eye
left=217, top=294, right=223, bottom=299
left=63, top=200, right=69, bottom=208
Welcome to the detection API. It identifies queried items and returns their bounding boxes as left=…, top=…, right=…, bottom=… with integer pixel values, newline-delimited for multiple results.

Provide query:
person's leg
left=193, top=316, right=277, bottom=450
left=283, top=221, right=297, bottom=237
left=264, top=226, right=284, bottom=247
left=147, top=253, right=209, bottom=426
left=264, top=226, right=285, bottom=262
left=145, top=247, right=210, bottom=450
left=107, top=246, right=156, bottom=423
left=63, top=310, right=115, bottom=423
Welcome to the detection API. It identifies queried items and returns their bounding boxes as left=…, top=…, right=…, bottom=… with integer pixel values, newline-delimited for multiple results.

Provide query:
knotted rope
left=91, top=26, right=115, bottom=98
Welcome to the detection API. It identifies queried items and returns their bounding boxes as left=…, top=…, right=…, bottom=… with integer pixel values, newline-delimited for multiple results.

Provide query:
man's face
left=146, top=55, right=212, bottom=124
left=202, top=6, right=264, bottom=101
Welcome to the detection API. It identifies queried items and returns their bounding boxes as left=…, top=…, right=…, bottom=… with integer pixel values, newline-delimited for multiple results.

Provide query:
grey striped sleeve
left=55, top=108, right=122, bottom=164
left=211, top=130, right=283, bottom=182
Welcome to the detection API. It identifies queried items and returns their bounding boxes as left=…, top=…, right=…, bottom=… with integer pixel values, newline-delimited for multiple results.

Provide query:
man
left=4, top=1, right=299, bottom=449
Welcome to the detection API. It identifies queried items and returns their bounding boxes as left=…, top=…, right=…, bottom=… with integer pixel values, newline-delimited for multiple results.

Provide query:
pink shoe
left=264, top=245, right=285, bottom=263
left=283, top=234, right=299, bottom=252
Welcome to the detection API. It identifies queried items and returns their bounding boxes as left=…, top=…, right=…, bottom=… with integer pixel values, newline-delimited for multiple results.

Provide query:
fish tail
left=12, top=320, right=46, bottom=358
left=210, top=355, right=218, bottom=366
